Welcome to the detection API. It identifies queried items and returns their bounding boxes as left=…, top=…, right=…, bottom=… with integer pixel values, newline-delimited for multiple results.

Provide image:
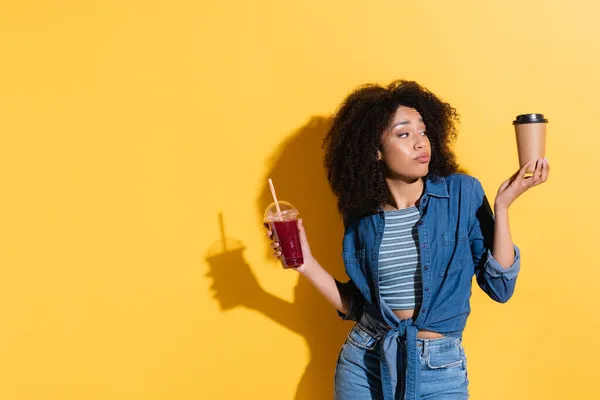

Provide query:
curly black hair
left=323, top=80, right=459, bottom=219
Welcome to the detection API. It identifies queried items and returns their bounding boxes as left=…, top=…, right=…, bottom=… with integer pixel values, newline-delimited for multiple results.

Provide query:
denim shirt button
left=423, top=265, right=429, bottom=270
left=421, top=308, right=427, bottom=313
left=422, top=243, right=428, bottom=249
left=417, top=220, right=424, bottom=226
left=425, top=287, right=430, bottom=292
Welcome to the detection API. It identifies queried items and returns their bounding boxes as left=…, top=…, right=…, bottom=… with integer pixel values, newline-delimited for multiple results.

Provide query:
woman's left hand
left=495, top=158, right=550, bottom=209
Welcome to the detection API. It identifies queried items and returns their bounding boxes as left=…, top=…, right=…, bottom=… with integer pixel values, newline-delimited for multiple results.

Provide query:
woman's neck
left=382, top=177, right=425, bottom=211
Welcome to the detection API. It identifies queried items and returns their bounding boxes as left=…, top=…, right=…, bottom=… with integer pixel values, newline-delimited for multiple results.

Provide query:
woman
left=266, top=80, right=549, bottom=399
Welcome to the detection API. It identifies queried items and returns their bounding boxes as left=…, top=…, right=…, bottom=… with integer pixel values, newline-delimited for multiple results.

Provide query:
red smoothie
left=272, top=219, right=303, bottom=268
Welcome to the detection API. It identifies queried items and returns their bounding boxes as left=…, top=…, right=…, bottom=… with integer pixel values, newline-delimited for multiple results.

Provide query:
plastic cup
left=264, top=201, right=303, bottom=268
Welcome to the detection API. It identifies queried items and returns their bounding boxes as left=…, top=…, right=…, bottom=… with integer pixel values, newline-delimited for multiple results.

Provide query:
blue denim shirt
left=338, top=174, right=520, bottom=400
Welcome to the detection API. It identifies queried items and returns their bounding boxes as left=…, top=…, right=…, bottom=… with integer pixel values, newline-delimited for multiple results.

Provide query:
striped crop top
left=379, top=206, right=423, bottom=311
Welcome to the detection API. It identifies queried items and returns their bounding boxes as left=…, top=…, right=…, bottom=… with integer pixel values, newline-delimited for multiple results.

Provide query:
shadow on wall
left=206, top=116, right=352, bottom=400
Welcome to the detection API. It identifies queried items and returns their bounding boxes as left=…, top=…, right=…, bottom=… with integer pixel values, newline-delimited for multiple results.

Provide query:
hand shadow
left=206, top=240, right=263, bottom=311
left=206, top=117, right=352, bottom=400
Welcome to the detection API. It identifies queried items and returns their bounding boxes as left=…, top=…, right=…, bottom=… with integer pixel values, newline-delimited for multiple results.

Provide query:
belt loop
left=422, top=339, right=429, bottom=358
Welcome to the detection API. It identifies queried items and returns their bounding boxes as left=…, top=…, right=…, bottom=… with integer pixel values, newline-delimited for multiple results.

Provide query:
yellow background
left=1, top=1, right=598, bottom=399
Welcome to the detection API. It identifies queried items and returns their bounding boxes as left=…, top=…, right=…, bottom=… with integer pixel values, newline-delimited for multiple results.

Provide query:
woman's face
left=379, top=106, right=431, bottom=180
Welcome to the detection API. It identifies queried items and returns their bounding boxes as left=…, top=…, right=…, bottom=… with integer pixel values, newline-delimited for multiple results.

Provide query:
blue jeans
left=335, top=322, right=469, bottom=399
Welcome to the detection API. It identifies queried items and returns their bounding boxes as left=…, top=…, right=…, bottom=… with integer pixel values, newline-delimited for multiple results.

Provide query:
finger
left=499, top=178, right=511, bottom=193
left=540, top=157, right=550, bottom=182
left=532, top=159, right=544, bottom=185
left=298, top=219, right=306, bottom=237
left=531, top=159, right=544, bottom=185
left=265, top=229, right=273, bottom=239
left=273, top=250, right=282, bottom=258
left=270, top=241, right=280, bottom=249
left=518, top=160, right=536, bottom=182
left=298, top=219, right=309, bottom=245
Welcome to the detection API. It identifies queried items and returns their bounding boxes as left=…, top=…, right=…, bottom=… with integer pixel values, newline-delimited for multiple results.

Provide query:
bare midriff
left=393, top=309, right=444, bottom=339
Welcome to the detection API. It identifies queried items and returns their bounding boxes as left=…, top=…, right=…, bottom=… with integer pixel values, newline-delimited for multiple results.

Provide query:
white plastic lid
left=263, top=201, right=299, bottom=222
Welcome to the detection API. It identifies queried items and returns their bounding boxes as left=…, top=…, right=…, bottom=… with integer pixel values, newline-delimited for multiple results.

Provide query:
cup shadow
left=206, top=117, right=351, bottom=399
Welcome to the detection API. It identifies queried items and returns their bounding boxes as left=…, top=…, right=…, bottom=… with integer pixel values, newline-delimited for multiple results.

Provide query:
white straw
left=268, top=178, right=282, bottom=214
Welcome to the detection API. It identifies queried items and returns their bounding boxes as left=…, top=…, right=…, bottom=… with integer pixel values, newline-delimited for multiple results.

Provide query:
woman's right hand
left=266, top=219, right=314, bottom=273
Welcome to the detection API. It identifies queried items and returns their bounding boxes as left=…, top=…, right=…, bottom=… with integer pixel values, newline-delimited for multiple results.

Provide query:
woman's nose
left=414, top=136, right=426, bottom=149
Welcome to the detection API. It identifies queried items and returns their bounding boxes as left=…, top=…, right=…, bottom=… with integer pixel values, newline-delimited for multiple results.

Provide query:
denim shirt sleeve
left=336, top=280, right=364, bottom=321
left=469, top=177, right=521, bottom=303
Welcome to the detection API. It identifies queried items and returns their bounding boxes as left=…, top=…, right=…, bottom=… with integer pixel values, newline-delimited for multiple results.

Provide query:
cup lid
left=264, top=201, right=299, bottom=222
left=205, top=238, right=245, bottom=259
left=513, top=113, right=548, bottom=124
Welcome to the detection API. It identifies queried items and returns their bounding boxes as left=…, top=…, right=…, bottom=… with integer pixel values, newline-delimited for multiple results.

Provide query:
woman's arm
left=470, top=158, right=549, bottom=302
left=491, top=206, right=515, bottom=269
left=268, top=219, right=355, bottom=317
left=493, top=157, right=550, bottom=268
left=299, top=257, right=352, bottom=315
left=469, top=179, right=520, bottom=303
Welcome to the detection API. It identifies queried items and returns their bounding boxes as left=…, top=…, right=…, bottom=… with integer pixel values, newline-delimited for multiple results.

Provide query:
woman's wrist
left=297, top=256, right=320, bottom=277
left=494, top=201, right=510, bottom=214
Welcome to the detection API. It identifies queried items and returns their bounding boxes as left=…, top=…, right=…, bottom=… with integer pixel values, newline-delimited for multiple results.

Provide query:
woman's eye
left=420, top=131, right=427, bottom=136
left=397, top=133, right=409, bottom=138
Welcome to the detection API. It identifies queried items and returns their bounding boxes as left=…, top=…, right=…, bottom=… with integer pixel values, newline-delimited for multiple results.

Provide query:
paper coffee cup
left=513, top=113, right=547, bottom=176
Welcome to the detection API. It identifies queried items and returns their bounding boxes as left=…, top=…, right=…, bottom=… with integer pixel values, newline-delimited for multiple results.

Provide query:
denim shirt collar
left=375, top=175, right=449, bottom=213
left=423, top=175, right=449, bottom=198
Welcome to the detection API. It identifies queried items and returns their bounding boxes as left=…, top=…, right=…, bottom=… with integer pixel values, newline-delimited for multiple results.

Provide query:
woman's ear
left=377, top=149, right=383, bottom=161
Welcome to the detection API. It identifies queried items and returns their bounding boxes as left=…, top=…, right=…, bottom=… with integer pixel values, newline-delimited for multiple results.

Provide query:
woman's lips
left=415, top=155, right=430, bottom=163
